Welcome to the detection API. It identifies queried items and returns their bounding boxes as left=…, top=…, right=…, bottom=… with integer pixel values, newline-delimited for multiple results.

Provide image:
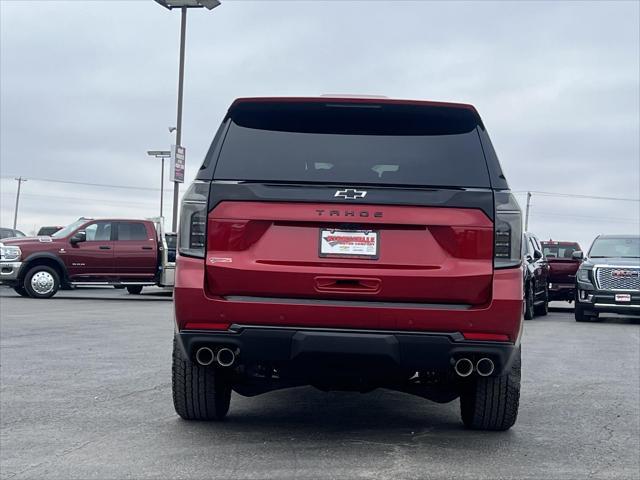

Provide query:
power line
left=533, top=211, right=640, bottom=224
left=0, top=175, right=177, bottom=193
left=512, top=190, right=639, bottom=202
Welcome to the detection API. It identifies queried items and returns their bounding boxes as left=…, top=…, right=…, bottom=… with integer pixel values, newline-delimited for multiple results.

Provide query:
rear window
left=212, top=101, right=490, bottom=188
left=542, top=243, right=580, bottom=259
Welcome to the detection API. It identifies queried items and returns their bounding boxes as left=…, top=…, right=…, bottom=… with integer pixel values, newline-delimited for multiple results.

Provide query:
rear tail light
left=178, top=181, right=209, bottom=259
left=208, top=220, right=270, bottom=251
left=494, top=192, right=522, bottom=269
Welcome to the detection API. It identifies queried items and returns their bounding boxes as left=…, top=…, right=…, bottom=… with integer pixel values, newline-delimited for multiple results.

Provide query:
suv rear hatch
left=181, top=98, right=521, bottom=316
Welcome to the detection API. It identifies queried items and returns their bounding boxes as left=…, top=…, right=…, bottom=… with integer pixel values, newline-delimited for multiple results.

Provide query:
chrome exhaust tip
left=195, top=347, right=215, bottom=366
left=454, top=358, right=474, bottom=377
left=216, top=347, right=236, bottom=367
left=476, top=358, right=495, bottom=377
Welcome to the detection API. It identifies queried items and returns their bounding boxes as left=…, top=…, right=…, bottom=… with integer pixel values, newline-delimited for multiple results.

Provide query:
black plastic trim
left=206, top=182, right=496, bottom=220
left=176, top=327, right=518, bottom=376
left=224, top=296, right=471, bottom=310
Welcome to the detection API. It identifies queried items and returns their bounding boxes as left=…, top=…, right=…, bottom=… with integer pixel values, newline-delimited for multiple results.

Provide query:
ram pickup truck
left=541, top=240, right=582, bottom=302
left=172, top=96, right=524, bottom=431
left=574, top=235, right=640, bottom=321
left=0, top=217, right=175, bottom=298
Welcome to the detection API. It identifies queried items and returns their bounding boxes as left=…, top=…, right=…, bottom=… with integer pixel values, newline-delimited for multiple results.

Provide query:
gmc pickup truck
left=540, top=240, right=582, bottom=302
left=172, top=97, right=524, bottom=431
left=0, top=217, right=175, bottom=298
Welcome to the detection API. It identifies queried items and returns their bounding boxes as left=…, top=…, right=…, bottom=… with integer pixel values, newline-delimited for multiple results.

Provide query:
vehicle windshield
left=542, top=243, right=580, bottom=259
left=51, top=219, right=87, bottom=238
left=589, top=237, right=640, bottom=258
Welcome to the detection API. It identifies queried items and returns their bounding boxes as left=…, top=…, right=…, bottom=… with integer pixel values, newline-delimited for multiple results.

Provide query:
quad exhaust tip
left=476, top=358, right=495, bottom=377
left=454, top=358, right=474, bottom=377
left=195, top=346, right=237, bottom=367
left=216, top=347, right=236, bottom=367
left=195, top=347, right=215, bottom=366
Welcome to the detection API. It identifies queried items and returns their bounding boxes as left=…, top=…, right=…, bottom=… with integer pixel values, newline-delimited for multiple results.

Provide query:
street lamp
left=147, top=150, right=171, bottom=219
left=154, top=0, right=222, bottom=232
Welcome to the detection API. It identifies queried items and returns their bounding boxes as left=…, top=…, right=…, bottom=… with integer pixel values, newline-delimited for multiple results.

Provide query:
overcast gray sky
left=1, top=0, right=639, bottom=249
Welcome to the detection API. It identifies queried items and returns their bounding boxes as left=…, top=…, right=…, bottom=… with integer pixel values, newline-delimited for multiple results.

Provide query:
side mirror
left=572, top=250, right=584, bottom=260
left=70, top=230, right=86, bottom=244
left=525, top=253, right=534, bottom=263
left=533, top=250, right=543, bottom=260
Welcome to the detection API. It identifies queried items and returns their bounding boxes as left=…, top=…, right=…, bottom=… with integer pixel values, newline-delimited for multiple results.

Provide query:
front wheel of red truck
left=172, top=338, right=231, bottom=421
left=459, top=347, right=521, bottom=431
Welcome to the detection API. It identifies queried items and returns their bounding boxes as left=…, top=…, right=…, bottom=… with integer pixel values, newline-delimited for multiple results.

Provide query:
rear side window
left=213, top=102, right=491, bottom=188
left=117, top=222, right=148, bottom=241
left=542, top=243, right=580, bottom=259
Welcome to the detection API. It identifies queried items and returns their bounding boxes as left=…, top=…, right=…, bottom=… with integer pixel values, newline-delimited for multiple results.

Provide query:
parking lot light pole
left=147, top=151, right=172, bottom=218
left=154, top=0, right=222, bottom=232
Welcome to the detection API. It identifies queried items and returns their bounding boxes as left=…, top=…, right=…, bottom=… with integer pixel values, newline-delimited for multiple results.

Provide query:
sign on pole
left=170, top=145, right=186, bottom=183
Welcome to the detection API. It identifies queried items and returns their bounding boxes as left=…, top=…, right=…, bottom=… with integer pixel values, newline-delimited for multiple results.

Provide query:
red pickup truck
left=0, top=217, right=175, bottom=298
left=540, top=240, right=582, bottom=302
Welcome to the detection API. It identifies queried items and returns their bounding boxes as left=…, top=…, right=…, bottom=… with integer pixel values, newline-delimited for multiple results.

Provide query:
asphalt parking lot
left=1, top=287, right=638, bottom=480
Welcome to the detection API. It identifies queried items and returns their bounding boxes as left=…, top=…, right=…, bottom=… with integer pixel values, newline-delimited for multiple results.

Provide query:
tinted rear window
left=117, top=222, right=148, bottom=241
left=212, top=102, right=490, bottom=188
left=542, top=243, right=580, bottom=259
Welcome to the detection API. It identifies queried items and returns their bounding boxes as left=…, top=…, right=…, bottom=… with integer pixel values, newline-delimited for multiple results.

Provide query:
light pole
left=147, top=150, right=171, bottom=219
left=154, top=0, right=221, bottom=232
left=13, top=177, right=27, bottom=230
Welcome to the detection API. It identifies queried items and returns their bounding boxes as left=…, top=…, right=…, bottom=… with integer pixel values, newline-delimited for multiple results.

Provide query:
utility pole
left=172, top=6, right=188, bottom=233
left=13, top=177, right=27, bottom=229
left=524, top=191, right=532, bottom=232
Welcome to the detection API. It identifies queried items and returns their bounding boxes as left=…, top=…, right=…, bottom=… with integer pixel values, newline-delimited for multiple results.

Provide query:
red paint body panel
left=204, top=202, right=494, bottom=305
left=175, top=256, right=523, bottom=341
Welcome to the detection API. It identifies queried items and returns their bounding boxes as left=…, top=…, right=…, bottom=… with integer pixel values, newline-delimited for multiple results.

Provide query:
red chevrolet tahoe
left=172, top=97, right=524, bottom=430
left=0, top=218, right=175, bottom=297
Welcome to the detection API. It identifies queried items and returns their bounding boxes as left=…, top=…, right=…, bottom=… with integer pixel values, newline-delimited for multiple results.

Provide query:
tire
left=172, top=337, right=231, bottom=421
left=126, top=285, right=143, bottom=295
left=575, top=303, right=599, bottom=322
left=23, top=265, right=60, bottom=299
left=460, top=347, right=521, bottom=431
left=524, top=282, right=534, bottom=320
left=13, top=285, right=29, bottom=297
left=534, top=285, right=549, bottom=316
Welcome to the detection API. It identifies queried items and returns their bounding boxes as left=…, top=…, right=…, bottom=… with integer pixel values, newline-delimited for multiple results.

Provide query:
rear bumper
left=548, top=282, right=575, bottom=301
left=174, top=256, right=524, bottom=341
left=176, top=325, right=519, bottom=376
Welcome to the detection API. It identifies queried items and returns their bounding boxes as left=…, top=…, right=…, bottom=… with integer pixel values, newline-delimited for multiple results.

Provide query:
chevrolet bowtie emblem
left=334, top=189, right=367, bottom=200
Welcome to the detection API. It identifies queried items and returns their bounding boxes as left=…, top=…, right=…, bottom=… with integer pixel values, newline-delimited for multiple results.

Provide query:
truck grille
left=595, top=267, right=640, bottom=291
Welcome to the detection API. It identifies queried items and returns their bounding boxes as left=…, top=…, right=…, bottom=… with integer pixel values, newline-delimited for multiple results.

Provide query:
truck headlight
left=577, top=269, right=591, bottom=283
left=0, top=244, right=22, bottom=262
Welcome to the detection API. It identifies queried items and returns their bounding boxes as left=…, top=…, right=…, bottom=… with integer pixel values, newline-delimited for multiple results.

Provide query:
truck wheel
left=524, top=283, right=534, bottom=320
left=126, top=285, right=143, bottom=295
left=172, top=338, right=231, bottom=421
left=575, top=303, right=599, bottom=322
left=534, top=285, right=549, bottom=316
left=460, top=347, right=521, bottom=431
left=23, top=266, right=60, bottom=299
left=13, top=285, right=29, bottom=297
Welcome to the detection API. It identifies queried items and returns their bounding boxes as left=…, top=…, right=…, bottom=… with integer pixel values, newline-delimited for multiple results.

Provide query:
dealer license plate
left=615, top=294, right=631, bottom=302
left=319, top=229, right=378, bottom=259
